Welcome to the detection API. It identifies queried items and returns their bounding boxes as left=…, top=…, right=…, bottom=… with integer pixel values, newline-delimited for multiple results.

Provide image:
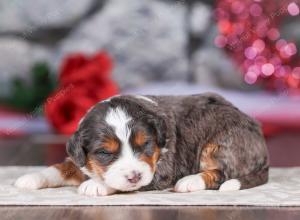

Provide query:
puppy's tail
left=219, top=167, right=269, bottom=191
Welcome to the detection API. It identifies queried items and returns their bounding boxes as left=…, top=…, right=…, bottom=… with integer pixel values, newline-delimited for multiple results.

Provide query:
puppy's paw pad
left=219, top=179, right=241, bottom=191
left=14, top=173, right=46, bottom=190
left=78, top=179, right=115, bottom=197
left=174, top=175, right=205, bottom=193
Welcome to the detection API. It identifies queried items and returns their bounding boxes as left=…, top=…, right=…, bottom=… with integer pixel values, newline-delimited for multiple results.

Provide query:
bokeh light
left=215, top=0, right=300, bottom=91
left=288, top=2, right=300, bottom=16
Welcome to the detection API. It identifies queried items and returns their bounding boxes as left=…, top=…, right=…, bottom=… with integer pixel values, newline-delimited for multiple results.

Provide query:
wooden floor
left=1, top=206, right=300, bottom=220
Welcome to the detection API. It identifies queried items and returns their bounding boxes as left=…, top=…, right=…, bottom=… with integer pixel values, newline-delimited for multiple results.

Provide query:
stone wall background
left=0, top=0, right=253, bottom=96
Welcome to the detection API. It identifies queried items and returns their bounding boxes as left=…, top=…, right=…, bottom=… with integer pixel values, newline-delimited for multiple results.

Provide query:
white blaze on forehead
left=105, top=107, right=135, bottom=159
left=134, top=95, right=158, bottom=106
left=105, top=107, right=132, bottom=147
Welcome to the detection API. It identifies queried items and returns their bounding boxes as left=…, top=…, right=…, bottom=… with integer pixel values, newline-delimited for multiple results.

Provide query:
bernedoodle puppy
left=15, top=94, right=269, bottom=196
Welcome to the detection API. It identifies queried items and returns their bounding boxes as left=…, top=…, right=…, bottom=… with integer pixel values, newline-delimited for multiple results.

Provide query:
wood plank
left=1, top=206, right=300, bottom=220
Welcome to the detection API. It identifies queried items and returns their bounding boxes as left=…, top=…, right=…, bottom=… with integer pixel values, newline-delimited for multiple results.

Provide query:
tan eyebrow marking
left=133, top=131, right=147, bottom=146
left=139, top=146, right=160, bottom=171
left=102, top=137, right=120, bottom=153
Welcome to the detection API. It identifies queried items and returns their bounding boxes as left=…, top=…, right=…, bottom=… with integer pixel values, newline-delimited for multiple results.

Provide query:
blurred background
left=0, top=0, right=299, bottom=167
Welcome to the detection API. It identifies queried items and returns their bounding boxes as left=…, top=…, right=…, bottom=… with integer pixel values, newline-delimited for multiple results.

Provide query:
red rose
left=59, top=52, right=113, bottom=86
left=44, top=52, right=119, bottom=135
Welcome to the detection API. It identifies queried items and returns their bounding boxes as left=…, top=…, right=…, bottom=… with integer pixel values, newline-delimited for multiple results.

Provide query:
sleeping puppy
left=15, top=93, right=269, bottom=196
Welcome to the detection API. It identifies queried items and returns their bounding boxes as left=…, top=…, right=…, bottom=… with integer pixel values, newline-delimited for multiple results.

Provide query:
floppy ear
left=66, top=131, right=86, bottom=167
left=148, top=115, right=167, bottom=148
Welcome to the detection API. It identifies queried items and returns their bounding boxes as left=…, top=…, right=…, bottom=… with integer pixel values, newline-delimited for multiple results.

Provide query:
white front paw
left=15, top=173, right=46, bottom=190
left=174, top=174, right=206, bottom=193
left=78, top=179, right=116, bottom=196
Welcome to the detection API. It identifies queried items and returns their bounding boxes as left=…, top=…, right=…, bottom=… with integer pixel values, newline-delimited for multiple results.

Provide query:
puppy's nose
left=126, top=171, right=142, bottom=184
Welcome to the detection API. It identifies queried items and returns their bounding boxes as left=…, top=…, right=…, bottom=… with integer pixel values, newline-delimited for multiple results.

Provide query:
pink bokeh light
left=253, top=39, right=266, bottom=53
left=267, top=28, right=280, bottom=41
left=250, top=3, right=263, bottom=17
left=288, top=2, right=300, bottom=16
left=261, top=63, right=275, bottom=76
left=215, top=0, right=300, bottom=92
left=292, top=67, right=300, bottom=79
left=214, top=35, right=228, bottom=48
left=276, top=39, right=287, bottom=51
left=244, top=47, right=258, bottom=59
left=231, top=1, right=245, bottom=14
left=245, top=71, right=258, bottom=84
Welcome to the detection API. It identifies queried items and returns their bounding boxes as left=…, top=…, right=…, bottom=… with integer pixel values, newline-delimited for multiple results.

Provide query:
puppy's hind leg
left=174, top=169, right=225, bottom=192
left=15, top=158, right=86, bottom=190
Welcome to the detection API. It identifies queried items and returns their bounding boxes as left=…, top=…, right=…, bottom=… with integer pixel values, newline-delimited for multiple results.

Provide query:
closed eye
left=143, top=140, right=151, bottom=147
left=93, top=148, right=118, bottom=166
left=94, top=149, right=113, bottom=155
left=137, top=139, right=152, bottom=148
left=134, top=140, right=152, bottom=154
